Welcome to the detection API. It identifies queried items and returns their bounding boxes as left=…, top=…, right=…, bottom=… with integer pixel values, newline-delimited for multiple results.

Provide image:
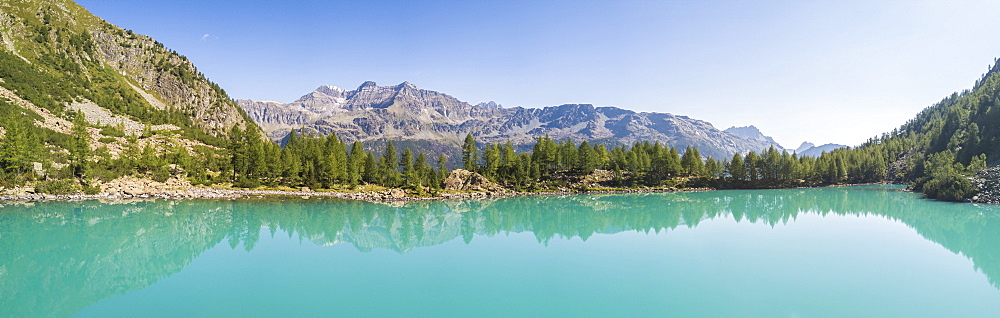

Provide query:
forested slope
left=0, top=0, right=256, bottom=189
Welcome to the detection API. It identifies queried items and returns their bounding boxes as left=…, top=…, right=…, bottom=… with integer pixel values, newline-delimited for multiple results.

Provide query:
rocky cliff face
left=239, top=82, right=778, bottom=159
left=0, top=0, right=254, bottom=137
left=724, top=125, right=783, bottom=150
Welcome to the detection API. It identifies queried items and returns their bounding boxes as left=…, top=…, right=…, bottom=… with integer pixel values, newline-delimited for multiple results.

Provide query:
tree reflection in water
left=1, top=185, right=998, bottom=316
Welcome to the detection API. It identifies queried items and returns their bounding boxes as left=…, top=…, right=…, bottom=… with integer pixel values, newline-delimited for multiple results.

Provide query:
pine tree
left=462, top=134, right=478, bottom=171
left=577, top=141, right=598, bottom=173
left=246, top=129, right=267, bottom=180
left=728, top=153, right=747, bottom=183
left=281, top=147, right=301, bottom=185
left=229, top=126, right=247, bottom=179
left=500, top=141, right=517, bottom=181
left=0, top=112, right=37, bottom=177
left=558, top=139, right=577, bottom=170
left=704, top=157, right=722, bottom=178
left=681, top=146, right=704, bottom=177
left=414, top=152, right=428, bottom=188
left=69, top=111, right=90, bottom=178
left=363, top=151, right=377, bottom=184
left=347, top=141, right=364, bottom=186
left=437, top=154, right=448, bottom=183
left=593, top=144, right=609, bottom=170
left=664, top=147, right=682, bottom=176
left=379, top=141, right=400, bottom=186
left=401, top=147, right=415, bottom=187
left=332, top=135, right=348, bottom=183
left=745, top=151, right=760, bottom=183
left=483, top=143, right=500, bottom=178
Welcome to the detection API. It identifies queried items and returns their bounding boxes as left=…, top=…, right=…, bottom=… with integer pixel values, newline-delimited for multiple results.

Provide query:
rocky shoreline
left=0, top=185, right=699, bottom=203
left=970, top=167, right=1000, bottom=204
left=0, top=169, right=923, bottom=204
left=0, top=171, right=705, bottom=203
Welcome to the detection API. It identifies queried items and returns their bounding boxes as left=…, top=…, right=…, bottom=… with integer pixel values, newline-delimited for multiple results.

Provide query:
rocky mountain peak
left=476, top=101, right=503, bottom=109
left=358, top=81, right=378, bottom=90
left=796, top=142, right=848, bottom=157
left=795, top=142, right=816, bottom=154
left=724, top=125, right=783, bottom=150
left=726, top=125, right=762, bottom=135
left=296, top=85, right=347, bottom=102
left=315, top=85, right=347, bottom=95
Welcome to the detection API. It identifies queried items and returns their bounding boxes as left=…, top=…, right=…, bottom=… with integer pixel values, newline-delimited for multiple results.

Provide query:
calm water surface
left=3, top=185, right=1000, bottom=316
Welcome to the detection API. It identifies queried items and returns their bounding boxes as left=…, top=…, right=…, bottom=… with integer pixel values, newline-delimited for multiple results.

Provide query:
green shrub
left=100, top=125, right=126, bottom=137
left=150, top=167, right=171, bottom=183
left=0, top=171, right=33, bottom=188
left=82, top=184, right=100, bottom=195
left=922, top=174, right=978, bottom=202
left=87, top=164, right=121, bottom=181
left=34, top=179, right=80, bottom=195
left=233, top=177, right=260, bottom=189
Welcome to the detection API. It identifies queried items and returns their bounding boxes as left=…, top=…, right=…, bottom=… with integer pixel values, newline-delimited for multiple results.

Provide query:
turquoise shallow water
left=3, top=185, right=1000, bottom=316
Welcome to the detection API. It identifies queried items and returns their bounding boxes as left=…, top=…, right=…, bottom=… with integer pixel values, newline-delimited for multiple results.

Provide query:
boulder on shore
left=443, top=169, right=507, bottom=192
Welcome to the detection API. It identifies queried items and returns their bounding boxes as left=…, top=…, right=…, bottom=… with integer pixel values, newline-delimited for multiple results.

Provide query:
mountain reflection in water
left=1, top=185, right=998, bottom=316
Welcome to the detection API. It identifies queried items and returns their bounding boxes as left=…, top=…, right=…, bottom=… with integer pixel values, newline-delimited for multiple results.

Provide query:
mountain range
left=238, top=82, right=783, bottom=159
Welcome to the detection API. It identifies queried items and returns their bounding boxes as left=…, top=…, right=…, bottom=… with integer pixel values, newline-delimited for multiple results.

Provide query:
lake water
left=3, top=185, right=1000, bottom=317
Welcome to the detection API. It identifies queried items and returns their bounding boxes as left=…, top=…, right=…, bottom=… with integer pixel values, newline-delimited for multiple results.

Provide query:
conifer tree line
left=459, top=134, right=923, bottom=191
left=227, top=128, right=448, bottom=191
left=0, top=107, right=988, bottom=202
left=0, top=114, right=984, bottom=201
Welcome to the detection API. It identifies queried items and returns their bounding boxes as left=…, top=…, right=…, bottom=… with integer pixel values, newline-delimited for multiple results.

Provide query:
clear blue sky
left=77, top=0, right=1000, bottom=148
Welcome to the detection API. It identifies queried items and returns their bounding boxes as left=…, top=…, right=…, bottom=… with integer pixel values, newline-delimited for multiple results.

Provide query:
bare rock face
left=724, top=125, right=783, bottom=149
left=100, top=177, right=192, bottom=196
left=238, top=82, right=779, bottom=159
left=443, top=169, right=507, bottom=192
left=576, top=169, right=616, bottom=188
left=87, top=26, right=254, bottom=135
left=0, top=0, right=254, bottom=138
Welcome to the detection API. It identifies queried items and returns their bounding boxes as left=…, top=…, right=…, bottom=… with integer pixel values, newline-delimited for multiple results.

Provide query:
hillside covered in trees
left=0, top=0, right=256, bottom=191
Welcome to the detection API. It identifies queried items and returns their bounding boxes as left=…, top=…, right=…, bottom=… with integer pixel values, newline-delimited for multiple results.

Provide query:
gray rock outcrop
left=724, top=125, right=783, bottom=150
left=443, top=169, right=506, bottom=192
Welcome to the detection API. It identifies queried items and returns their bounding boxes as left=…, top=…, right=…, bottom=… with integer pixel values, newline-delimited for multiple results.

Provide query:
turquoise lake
left=3, top=185, right=1000, bottom=316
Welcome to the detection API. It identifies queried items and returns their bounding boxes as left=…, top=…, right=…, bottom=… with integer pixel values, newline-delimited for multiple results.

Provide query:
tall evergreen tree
left=462, top=134, right=478, bottom=171
left=0, top=112, right=37, bottom=177
left=681, top=146, right=704, bottom=177
left=437, top=154, right=448, bottom=183
left=363, top=152, right=377, bottom=184
left=69, top=112, right=90, bottom=178
left=347, top=141, right=364, bottom=186
left=414, top=152, right=428, bottom=188
left=379, top=141, right=400, bottom=186
left=483, top=143, right=500, bottom=178
left=229, top=126, right=247, bottom=179
left=728, top=153, right=747, bottom=183
left=401, top=147, right=415, bottom=187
